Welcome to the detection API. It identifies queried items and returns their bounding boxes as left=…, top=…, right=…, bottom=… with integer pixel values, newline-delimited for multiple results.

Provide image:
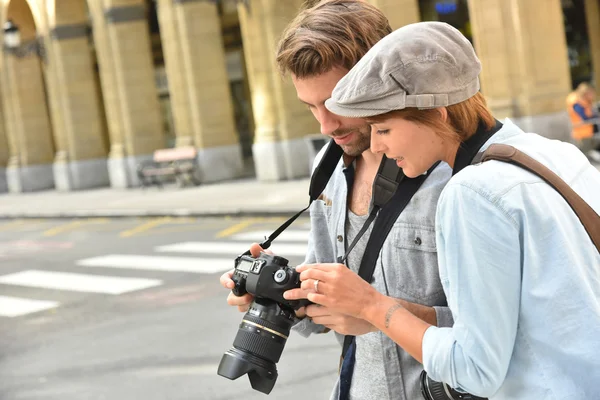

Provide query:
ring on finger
left=314, top=279, right=320, bottom=293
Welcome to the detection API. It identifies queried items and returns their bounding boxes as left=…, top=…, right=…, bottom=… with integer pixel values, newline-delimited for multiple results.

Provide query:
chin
left=402, top=167, right=426, bottom=179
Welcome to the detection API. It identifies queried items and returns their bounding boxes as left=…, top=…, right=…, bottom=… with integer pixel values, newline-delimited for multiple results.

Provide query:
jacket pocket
left=378, top=223, right=445, bottom=304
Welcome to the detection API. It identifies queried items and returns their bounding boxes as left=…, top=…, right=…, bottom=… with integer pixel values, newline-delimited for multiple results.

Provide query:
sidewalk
left=0, top=161, right=598, bottom=219
left=0, top=177, right=312, bottom=219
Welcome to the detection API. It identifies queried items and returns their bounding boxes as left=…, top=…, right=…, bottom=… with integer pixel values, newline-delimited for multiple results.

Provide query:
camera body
left=218, top=252, right=311, bottom=394
left=231, top=253, right=311, bottom=311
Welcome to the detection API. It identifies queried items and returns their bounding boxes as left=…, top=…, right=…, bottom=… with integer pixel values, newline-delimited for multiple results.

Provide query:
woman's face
left=369, top=116, right=449, bottom=178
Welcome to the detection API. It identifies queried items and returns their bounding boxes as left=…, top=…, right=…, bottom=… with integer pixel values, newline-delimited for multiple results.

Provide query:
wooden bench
left=137, top=146, right=201, bottom=188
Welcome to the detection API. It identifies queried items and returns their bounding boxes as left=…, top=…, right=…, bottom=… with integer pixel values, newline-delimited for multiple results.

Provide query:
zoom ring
left=233, top=329, right=286, bottom=363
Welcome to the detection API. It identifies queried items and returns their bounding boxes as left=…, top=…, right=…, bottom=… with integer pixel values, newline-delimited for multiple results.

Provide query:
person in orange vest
left=566, top=82, right=600, bottom=162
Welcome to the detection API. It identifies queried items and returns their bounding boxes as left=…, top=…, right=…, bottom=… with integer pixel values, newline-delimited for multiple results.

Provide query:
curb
left=0, top=209, right=307, bottom=220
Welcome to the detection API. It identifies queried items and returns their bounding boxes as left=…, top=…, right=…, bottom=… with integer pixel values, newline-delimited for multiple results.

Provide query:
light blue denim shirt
left=422, top=119, right=600, bottom=399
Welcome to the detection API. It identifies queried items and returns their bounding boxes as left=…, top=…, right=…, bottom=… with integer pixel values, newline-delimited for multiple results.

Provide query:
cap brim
left=324, top=98, right=394, bottom=119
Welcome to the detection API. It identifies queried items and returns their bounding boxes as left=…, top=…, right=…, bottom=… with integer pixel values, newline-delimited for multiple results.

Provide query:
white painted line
left=77, top=255, right=233, bottom=274
left=0, top=270, right=161, bottom=295
left=230, top=230, right=310, bottom=243
left=155, top=242, right=308, bottom=257
left=0, top=295, right=59, bottom=318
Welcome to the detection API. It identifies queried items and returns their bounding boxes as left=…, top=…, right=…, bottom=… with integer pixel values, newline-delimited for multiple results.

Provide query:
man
left=220, top=2, right=452, bottom=399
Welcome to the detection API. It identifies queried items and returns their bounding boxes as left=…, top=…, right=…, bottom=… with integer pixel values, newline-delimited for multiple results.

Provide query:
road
left=0, top=217, right=339, bottom=400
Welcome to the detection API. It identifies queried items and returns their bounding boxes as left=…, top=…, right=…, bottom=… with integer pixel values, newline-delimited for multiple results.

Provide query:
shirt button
left=414, top=237, right=422, bottom=245
left=337, top=235, right=343, bottom=242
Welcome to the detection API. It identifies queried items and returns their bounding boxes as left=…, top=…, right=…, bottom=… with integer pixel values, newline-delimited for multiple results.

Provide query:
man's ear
left=436, top=107, right=448, bottom=122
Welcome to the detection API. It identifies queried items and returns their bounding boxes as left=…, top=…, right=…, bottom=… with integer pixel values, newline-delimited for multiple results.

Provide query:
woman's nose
left=370, top=132, right=385, bottom=154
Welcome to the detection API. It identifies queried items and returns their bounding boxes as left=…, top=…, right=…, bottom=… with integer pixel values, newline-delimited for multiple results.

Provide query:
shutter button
left=414, top=237, right=422, bottom=245
left=337, top=235, right=343, bottom=242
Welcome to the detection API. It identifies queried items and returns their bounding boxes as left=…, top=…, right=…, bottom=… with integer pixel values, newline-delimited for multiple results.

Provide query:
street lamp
left=3, top=20, right=20, bottom=50
left=2, top=20, right=46, bottom=63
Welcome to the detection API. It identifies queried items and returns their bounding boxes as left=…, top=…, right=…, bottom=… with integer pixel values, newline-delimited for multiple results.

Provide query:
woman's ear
left=436, top=107, right=448, bottom=121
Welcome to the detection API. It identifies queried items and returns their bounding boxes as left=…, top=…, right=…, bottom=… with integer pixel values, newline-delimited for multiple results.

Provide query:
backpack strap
left=481, top=143, right=600, bottom=253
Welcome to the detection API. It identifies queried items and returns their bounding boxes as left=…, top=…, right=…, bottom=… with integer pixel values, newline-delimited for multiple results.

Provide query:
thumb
left=249, top=242, right=264, bottom=258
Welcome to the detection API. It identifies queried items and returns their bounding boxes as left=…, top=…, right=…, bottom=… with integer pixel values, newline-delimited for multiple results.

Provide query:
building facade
left=0, top=0, right=598, bottom=193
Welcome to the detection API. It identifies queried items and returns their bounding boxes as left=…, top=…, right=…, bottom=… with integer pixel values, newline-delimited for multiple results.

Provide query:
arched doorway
left=2, top=0, right=55, bottom=192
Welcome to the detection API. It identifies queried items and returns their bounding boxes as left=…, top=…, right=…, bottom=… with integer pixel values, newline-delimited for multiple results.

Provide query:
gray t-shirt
left=343, top=210, right=390, bottom=400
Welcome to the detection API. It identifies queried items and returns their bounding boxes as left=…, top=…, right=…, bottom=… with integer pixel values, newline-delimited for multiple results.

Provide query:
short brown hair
left=276, top=0, right=391, bottom=78
left=366, top=92, right=496, bottom=143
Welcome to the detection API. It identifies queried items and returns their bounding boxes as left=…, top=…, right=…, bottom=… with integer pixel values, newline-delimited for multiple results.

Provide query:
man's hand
left=218, top=243, right=307, bottom=319
left=305, top=304, right=376, bottom=336
left=219, top=242, right=268, bottom=312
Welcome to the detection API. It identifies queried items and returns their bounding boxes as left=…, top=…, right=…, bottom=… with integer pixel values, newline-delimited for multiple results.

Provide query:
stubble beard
left=337, top=127, right=371, bottom=157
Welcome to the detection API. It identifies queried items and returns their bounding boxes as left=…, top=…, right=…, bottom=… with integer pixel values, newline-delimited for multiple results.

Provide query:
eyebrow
left=298, top=98, right=326, bottom=107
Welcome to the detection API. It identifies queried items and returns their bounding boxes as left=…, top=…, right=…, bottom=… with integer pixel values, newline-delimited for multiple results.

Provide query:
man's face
left=292, top=67, right=370, bottom=157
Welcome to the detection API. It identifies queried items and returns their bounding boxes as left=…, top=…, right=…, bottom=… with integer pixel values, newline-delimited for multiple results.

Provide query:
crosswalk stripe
left=155, top=242, right=308, bottom=257
left=230, top=230, right=310, bottom=242
left=77, top=255, right=233, bottom=274
left=0, top=295, right=59, bottom=317
left=0, top=270, right=162, bottom=295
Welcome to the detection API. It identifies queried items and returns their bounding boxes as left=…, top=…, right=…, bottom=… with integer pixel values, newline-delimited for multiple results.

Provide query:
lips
left=333, top=132, right=354, bottom=145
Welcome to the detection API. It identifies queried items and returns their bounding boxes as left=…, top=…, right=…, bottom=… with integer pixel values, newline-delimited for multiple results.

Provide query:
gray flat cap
left=325, top=21, right=481, bottom=118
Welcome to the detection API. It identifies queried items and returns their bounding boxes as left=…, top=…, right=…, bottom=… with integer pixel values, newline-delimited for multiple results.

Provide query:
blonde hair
left=576, top=82, right=595, bottom=98
left=276, top=0, right=391, bottom=78
left=366, top=92, right=496, bottom=143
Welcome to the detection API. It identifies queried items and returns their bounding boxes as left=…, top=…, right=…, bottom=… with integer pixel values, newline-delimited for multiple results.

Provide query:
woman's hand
left=284, top=263, right=380, bottom=320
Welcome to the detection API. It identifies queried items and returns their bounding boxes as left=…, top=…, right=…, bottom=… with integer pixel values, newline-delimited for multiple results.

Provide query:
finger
left=295, top=307, right=306, bottom=319
left=299, top=268, right=331, bottom=283
left=227, top=292, right=253, bottom=307
left=310, top=316, right=337, bottom=327
left=237, top=304, right=250, bottom=313
left=307, top=292, right=329, bottom=307
left=249, top=243, right=264, bottom=258
left=283, top=288, right=310, bottom=300
left=301, top=278, right=328, bottom=294
left=305, top=304, right=331, bottom=318
left=219, top=270, right=235, bottom=289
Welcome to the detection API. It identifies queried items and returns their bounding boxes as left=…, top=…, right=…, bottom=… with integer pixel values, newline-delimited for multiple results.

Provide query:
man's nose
left=318, top=109, right=341, bottom=135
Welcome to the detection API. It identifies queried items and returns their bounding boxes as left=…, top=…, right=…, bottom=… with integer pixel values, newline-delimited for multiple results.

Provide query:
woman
left=283, top=22, right=600, bottom=399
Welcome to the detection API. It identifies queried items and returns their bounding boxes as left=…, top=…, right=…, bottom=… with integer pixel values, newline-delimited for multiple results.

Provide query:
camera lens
left=218, top=298, right=297, bottom=394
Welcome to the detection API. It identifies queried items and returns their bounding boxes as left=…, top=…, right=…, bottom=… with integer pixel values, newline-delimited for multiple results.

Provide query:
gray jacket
left=293, top=146, right=453, bottom=400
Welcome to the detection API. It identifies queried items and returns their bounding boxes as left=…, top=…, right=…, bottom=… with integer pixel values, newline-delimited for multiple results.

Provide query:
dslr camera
left=421, top=371, right=487, bottom=400
left=217, top=252, right=310, bottom=394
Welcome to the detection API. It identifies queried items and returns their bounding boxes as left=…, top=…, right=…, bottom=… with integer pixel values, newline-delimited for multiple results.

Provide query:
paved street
left=0, top=217, right=339, bottom=400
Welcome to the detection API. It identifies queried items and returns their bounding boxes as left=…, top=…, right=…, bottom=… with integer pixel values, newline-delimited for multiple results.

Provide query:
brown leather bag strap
left=481, top=143, right=600, bottom=253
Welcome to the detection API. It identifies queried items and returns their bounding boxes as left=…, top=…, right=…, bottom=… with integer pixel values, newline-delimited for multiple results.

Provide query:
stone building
left=0, top=0, right=598, bottom=193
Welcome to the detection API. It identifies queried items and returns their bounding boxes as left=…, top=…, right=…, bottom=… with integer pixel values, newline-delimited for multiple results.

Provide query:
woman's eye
left=376, top=129, right=390, bottom=135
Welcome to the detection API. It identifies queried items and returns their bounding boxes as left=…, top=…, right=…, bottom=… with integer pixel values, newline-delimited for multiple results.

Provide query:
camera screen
left=237, top=259, right=254, bottom=273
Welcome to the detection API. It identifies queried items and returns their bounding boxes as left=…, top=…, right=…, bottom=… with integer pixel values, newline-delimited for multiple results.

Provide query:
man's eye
left=376, top=129, right=390, bottom=135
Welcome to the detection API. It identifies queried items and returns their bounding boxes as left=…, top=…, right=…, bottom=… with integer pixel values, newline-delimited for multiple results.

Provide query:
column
left=369, top=0, right=420, bottom=30
left=90, top=0, right=164, bottom=188
left=238, top=0, right=320, bottom=181
left=585, top=0, right=600, bottom=92
left=46, top=22, right=110, bottom=191
left=0, top=92, right=8, bottom=193
left=3, top=52, right=55, bottom=192
left=158, top=0, right=242, bottom=183
left=468, top=0, right=572, bottom=141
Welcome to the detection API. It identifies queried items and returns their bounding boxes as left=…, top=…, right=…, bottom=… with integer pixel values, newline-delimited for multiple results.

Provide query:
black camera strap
left=339, top=155, right=405, bottom=263
left=243, top=138, right=344, bottom=255
left=340, top=161, right=440, bottom=359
